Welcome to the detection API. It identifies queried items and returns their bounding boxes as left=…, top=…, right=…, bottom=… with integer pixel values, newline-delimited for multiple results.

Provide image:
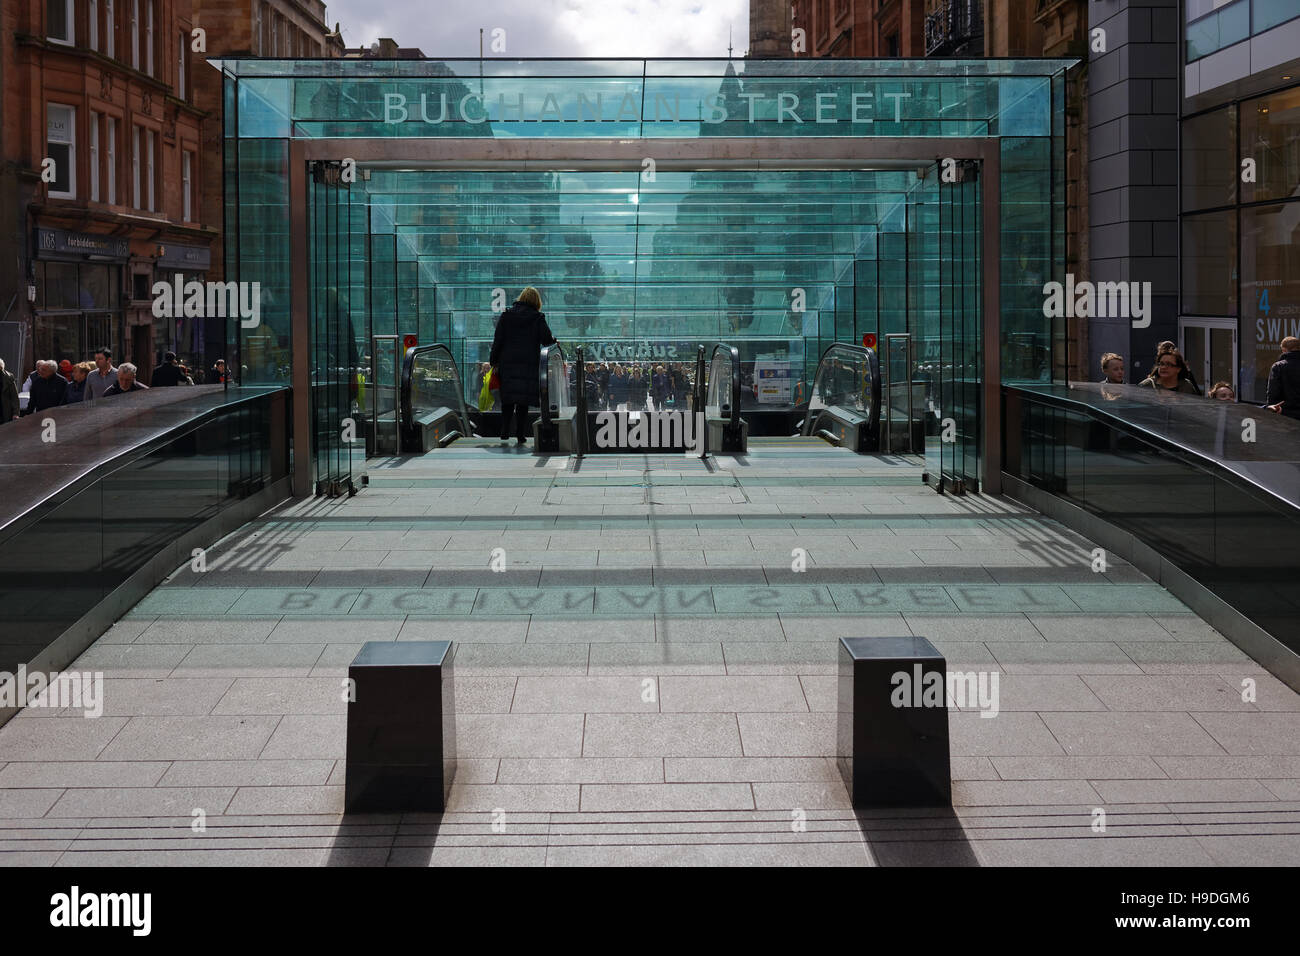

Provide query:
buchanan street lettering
left=382, top=88, right=916, bottom=126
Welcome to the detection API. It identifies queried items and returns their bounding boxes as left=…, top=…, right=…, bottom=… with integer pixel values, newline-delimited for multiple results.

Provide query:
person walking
left=150, top=351, right=188, bottom=387
left=0, top=358, right=19, bottom=423
left=22, top=360, right=68, bottom=414
left=85, top=349, right=117, bottom=400
left=65, top=361, right=93, bottom=403
left=104, top=363, right=149, bottom=395
left=1140, top=348, right=1197, bottom=394
left=489, top=286, right=556, bottom=446
left=1265, top=336, right=1300, bottom=419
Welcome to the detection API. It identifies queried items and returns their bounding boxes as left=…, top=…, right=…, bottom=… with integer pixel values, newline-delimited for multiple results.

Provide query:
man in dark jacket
left=0, top=359, right=19, bottom=423
left=104, top=363, right=150, bottom=396
left=150, top=351, right=188, bottom=387
left=1266, top=336, right=1300, bottom=419
left=489, top=286, right=556, bottom=445
left=22, top=360, right=68, bottom=415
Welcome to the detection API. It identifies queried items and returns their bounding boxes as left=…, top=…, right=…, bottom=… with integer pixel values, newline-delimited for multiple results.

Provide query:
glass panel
left=370, top=335, right=402, bottom=456
left=1241, top=86, right=1300, bottom=204
left=1209, top=326, right=1235, bottom=391
left=1183, top=325, right=1207, bottom=386
left=1253, top=0, right=1300, bottom=33
left=1181, top=106, right=1236, bottom=211
left=1181, top=211, right=1238, bottom=316
left=1241, top=203, right=1300, bottom=402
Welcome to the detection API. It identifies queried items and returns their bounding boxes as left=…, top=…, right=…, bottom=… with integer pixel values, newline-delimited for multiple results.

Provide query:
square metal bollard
left=837, top=636, right=951, bottom=807
left=345, top=640, right=456, bottom=813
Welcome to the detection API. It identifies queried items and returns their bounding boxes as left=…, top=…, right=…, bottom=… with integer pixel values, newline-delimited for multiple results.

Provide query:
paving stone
left=158, top=760, right=335, bottom=787
left=270, top=618, right=402, bottom=643
left=986, top=641, right=1142, bottom=674
left=48, top=787, right=236, bottom=818
left=526, top=617, right=655, bottom=644
left=580, top=783, right=753, bottom=812
left=93, top=678, right=234, bottom=716
left=1081, top=675, right=1254, bottom=712
left=225, top=786, right=345, bottom=815
left=497, top=758, right=662, bottom=784
left=1191, top=714, right=1300, bottom=756
left=583, top=714, right=743, bottom=758
left=1091, top=779, right=1280, bottom=804
left=736, top=714, right=836, bottom=757
left=1038, top=713, right=1227, bottom=756
left=451, top=644, right=588, bottom=676
left=952, top=780, right=1102, bottom=806
left=656, top=615, right=783, bottom=642
left=659, top=676, right=809, bottom=713
left=511, top=676, right=657, bottom=713
left=990, top=756, right=1165, bottom=780
left=454, top=715, right=586, bottom=758
left=587, top=643, right=725, bottom=675
left=258, top=716, right=346, bottom=760
left=0, top=717, right=129, bottom=761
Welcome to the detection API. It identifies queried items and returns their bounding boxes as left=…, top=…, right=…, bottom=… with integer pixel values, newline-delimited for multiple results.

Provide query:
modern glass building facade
left=218, top=56, right=1073, bottom=495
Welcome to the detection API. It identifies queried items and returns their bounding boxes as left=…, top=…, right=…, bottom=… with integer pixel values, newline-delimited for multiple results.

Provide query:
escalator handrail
left=539, top=342, right=567, bottom=430
left=708, top=342, right=743, bottom=446
left=694, top=344, right=707, bottom=457
left=574, top=346, right=587, bottom=458
left=400, top=343, right=469, bottom=452
left=802, top=342, right=881, bottom=442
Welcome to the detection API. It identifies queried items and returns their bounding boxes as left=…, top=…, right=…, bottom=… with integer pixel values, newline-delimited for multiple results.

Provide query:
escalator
left=538, top=341, right=747, bottom=456
left=398, top=343, right=472, bottom=452
left=799, top=342, right=882, bottom=453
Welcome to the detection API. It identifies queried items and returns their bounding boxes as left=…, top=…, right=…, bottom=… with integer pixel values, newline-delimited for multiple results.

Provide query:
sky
left=319, top=0, right=751, bottom=59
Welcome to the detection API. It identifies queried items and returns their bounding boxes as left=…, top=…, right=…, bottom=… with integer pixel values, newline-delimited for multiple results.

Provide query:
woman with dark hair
left=489, top=286, right=556, bottom=445
left=1155, top=341, right=1202, bottom=394
left=1140, top=348, right=1198, bottom=394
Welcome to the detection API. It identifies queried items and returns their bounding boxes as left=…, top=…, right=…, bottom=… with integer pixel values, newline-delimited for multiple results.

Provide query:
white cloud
left=321, top=0, right=749, bottom=58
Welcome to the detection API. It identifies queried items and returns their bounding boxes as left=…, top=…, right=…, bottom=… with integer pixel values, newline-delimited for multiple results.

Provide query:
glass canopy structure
left=218, top=56, right=1075, bottom=495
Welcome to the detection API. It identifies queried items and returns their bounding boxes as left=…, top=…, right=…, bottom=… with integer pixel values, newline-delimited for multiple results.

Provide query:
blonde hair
left=517, top=286, right=542, bottom=310
left=75, top=361, right=95, bottom=374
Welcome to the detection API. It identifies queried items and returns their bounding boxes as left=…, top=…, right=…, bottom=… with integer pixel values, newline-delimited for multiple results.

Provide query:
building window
left=182, top=151, right=193, bottom=221
left=47, top=0, right=73, bottom=44
left=178, top=29, right=187, bottom=99
left=46, top=104, right=75, bottom=198
left=106, top=0, right=115, bottom=57
left=89, top=112, right=100, bottom=201
left=89, top=0, right=98, bottom=50
left=145, top=0, right=154, bottom=76
left=106, top=117, right=117, bottom=204
left=254, top=3, right=262, bottom=55
left=270, top=13, right=277, bottom=57
left=130, top=0, right=139, bottom=69
left=132, top=125, right=140, bottom=207
left=146, top=129, right=155, bottom=211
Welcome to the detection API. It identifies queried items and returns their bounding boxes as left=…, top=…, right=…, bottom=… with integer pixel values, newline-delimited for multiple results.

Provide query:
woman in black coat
left=489, top=287, right=556, bottom=444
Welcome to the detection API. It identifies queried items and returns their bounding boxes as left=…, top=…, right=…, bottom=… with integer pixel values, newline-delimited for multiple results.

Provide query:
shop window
left=1181, top=210, right=1237, bottom=317
left=1181, top=106, right=1236, bottom=211
left=1242, top=86, right=1300, bottom=204
left=1241, top=202, right=1300, bottom=401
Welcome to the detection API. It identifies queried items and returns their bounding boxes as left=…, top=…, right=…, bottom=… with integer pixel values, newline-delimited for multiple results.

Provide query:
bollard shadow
left=852, top=805, right=981, bottom=866
left=323, top=812, right=408, bottom=866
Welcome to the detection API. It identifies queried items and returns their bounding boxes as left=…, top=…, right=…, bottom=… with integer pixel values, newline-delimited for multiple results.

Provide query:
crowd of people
left=1098, top=337, right=1300, bottom=419
left=0, top=349, right=233, bottom=425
